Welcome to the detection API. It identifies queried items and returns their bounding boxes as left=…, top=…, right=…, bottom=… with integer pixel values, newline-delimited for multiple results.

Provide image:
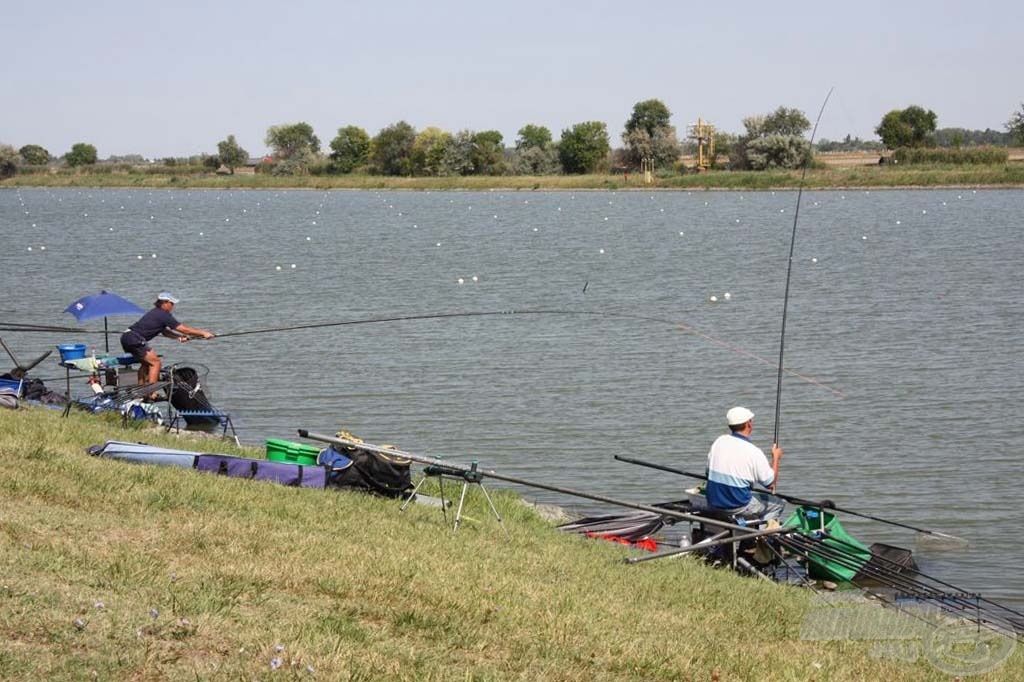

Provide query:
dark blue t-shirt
left=128, top=307, right=180, bottom=342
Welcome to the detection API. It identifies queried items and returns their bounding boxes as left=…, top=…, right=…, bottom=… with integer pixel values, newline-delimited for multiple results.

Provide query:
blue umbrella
left=64, top=290, right=145, bottom=352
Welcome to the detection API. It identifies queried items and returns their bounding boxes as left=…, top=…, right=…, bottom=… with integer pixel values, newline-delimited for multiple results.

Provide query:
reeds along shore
left=4, top=161, right=1024, bottom=191
left=2, top=405, right=1022, bottom=680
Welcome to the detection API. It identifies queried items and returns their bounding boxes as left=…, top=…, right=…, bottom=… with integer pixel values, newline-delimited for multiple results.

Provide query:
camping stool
left=166, top=409, right=239, bottom=445
left=400, top=461, right=508, bottom=537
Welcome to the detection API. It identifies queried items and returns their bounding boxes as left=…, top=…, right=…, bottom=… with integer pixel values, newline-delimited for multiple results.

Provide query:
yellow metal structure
left=640, top=157, right=653, bottom=184
left=688, top=117, right=716, bottom=171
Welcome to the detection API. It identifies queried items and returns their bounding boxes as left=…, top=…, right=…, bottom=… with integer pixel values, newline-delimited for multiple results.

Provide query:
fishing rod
left=2, top=307, right=847, bottom=396
left=774, top=88, right=834, bottom=446
left=298, top=429, right=768, bottom=535
left=612, top=454, right=968, bottom=546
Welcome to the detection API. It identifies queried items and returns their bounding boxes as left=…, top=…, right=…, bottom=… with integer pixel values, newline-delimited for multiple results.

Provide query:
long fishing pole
left=2, top=308, right=846, bottom=396
left=612, top=454, right=968, bottom=546
left=774, top=88, right=835, bottom=446
left=298, top=430, right=769, bottom=535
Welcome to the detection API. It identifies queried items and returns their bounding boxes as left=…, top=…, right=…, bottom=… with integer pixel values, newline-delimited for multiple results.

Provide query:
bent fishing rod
left=612, top=454, right=967, bottom=545
left=298, top=429, right=784, bottom=535
left=774, top=87, right=834, bottom=446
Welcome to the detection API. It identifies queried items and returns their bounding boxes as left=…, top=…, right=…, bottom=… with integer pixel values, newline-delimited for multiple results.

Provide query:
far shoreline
left=4, top=164, right=1024, bottom=192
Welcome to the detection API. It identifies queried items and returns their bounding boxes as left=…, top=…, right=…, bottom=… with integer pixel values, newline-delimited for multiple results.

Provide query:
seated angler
left=704, top=406, right=785, bottom=520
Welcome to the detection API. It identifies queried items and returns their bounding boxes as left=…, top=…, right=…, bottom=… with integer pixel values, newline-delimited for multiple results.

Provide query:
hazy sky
left=5, top=0, right=1021, bottom=159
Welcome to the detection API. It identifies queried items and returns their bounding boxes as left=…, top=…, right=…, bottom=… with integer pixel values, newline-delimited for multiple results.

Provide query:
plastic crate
left=266, top=439, right=320, bottom=466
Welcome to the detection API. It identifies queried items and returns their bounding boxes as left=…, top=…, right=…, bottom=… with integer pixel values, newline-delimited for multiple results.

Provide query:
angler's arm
left=174, top=324, right=215, bottom=339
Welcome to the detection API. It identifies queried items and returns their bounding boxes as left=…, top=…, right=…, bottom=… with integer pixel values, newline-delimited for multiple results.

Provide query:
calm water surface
left=2, top=186, right=1021, bottom=605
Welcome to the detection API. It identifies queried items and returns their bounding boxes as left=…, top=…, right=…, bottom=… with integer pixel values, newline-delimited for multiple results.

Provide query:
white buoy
left=457, top=278, right=464, bottom=284
left=199, top=232, right=203, bottom=236
left=290, top=264, right=296, bottom=269
left=598, top=248, right=605, bottom=254
left=723, top=292, right=731, bottom=300
left=811, top=257, right=818, bottom=263
left=275, top=265, right=282, bottom=271
left=150, top=216, right=155, bottom=220
left=40, top=246, right=46, bottom=251
left=532, top=227, right=538, bottom=232
left=225, top=218, right=229, bottom=222
left=413, top=224, right=417, bottom=228
left=109, top=227, right=114, bottom=231
left=896, top=220, right=901, bottom=225
left=26, top=247, right=32, bottom=251
left=862, top=235, right=867, bottom=240
left=137, top=255, right=143, bottom=259
left=471, top=275, right=478, bottom=282
left=151, top=254, right=157, bottom=258
left=306, top=236, right=311, bottom=241
left=312, top=221, right=316, bottom=225
left=679, top=231, right=684, bottom=236
left=736, top=219, right=740, bottom=223
left=436, top=242, right=442, bottom=247
left=493, top=215, right=498, bottom=219
left=604, top=217, right=608, bottom=221
left=709, top=295, right=718, bottom=303
left=31, top=223, right=36, bottom=227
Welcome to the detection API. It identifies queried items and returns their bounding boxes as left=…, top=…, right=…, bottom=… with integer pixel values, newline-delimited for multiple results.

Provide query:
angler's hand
left=201, top=331, right=215, bottom=339
left=177, top=335, right=189, bottom=343
left=771, top=444, right=783, bottom=460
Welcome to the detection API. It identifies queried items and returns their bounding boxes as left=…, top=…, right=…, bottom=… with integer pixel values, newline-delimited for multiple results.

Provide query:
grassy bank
left=4, top=162, right=1024, bottom=191
left=1, top=407, right=1019, bottom=680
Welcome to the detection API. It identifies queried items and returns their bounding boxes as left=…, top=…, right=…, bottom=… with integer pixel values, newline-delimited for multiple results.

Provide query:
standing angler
left=120, top=292, right=215, bottom=399
left=705, top=406, right=785, bottom=520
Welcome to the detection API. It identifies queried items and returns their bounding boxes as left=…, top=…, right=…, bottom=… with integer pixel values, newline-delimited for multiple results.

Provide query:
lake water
left=2, top=186, right=1021, bottom=606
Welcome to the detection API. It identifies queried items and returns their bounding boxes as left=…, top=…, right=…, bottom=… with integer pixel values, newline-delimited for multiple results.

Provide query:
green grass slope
left=1, top=407, right=1019, bottom=680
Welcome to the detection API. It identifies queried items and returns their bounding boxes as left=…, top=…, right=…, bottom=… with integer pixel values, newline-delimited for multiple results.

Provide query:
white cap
left=726, top=406, right=754, bottom=426
left=157, top=291, right=180, bottom=304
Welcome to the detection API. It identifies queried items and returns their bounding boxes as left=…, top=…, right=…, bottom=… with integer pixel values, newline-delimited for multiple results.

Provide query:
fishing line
left=3, top=308, right=845, bottom=396
left=774, top=87, right=835, bottom=445
left=215, top=308, right=845, bottom=397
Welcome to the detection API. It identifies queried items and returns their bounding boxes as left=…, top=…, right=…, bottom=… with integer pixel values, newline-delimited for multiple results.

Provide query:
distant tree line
left=4, top=102, right=1023, bottom=180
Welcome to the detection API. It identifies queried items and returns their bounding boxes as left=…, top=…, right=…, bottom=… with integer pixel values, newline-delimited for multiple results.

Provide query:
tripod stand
left=401, top=461, right=508, bottom=536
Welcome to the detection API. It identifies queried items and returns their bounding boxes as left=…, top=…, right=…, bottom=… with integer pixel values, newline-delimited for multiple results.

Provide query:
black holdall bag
left=322, top=431, right=412, bottom=497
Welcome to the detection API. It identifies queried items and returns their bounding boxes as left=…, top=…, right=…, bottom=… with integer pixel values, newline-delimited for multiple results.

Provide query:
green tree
left=515, top=124, right=552, bottom=150
left=558, top=121, right=610, bottom=174
left=0, top=144, right=18, bottom=178
left=624, top=99, right=672, bottom=137
left=730, top=107, right=811, bottom=170
left=472, top=130, right=505, bottom=175
left=328, top=125, right=371, bottom=173
left=440, top=130, right=476, bottom=176
left=371, top=121, right=416, bottom=175
left=265, top=122, right=320, bottom=160
left=875, top=105, right=937, bottom=149
left=216, top=135, right=248, bottom=174
left=18, top=144, right=50, bottom=165
left=622, top=99, right=679, bottom=169
left=410, top=127, right=452, bottom=176
left=1006, top=103, right=1024, bottom=146
left=64, top=142, right=98, bottom=167
left=510, top=146, right=561, bottom=175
